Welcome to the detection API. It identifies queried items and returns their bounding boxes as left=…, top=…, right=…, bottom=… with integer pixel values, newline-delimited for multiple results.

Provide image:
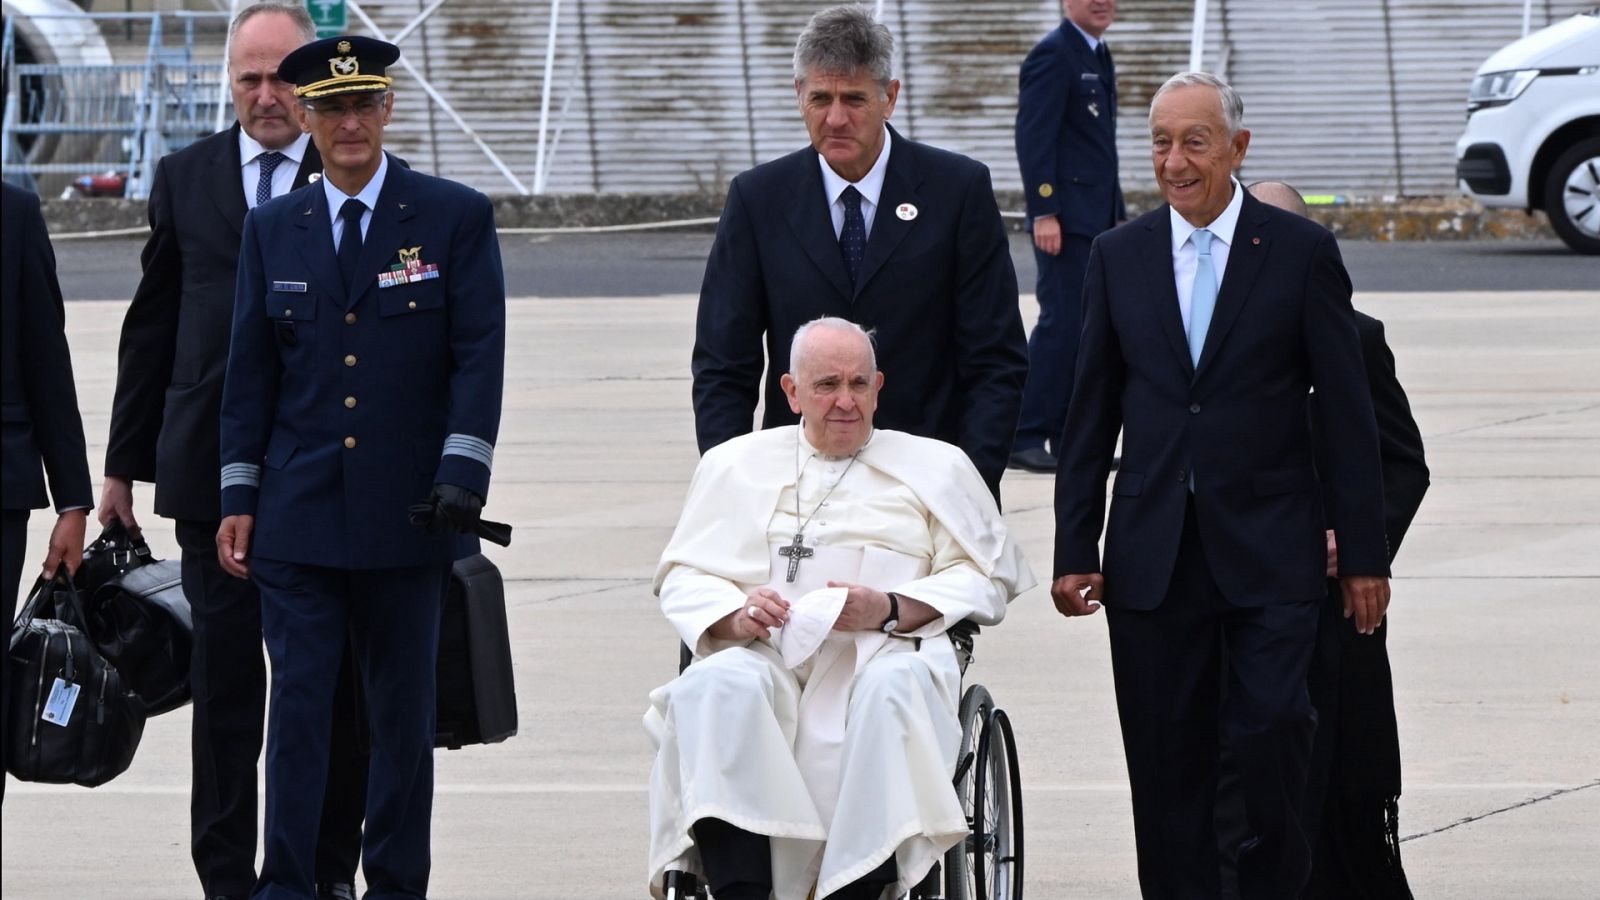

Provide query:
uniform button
left=1177, top=468, right=1188, bottom=482
left=344, top=436, right=357, bottom=449
left=344, top=354, right=357, bottom=367
left=407, top=300, right=417, bottom=309
left=1189, top=403, right=1201, bottom=414
left=283, top=308, right=293, bottom=316
left=345, top=313, right=357, bottom=325
left=344, top=396, right=357, bottom=408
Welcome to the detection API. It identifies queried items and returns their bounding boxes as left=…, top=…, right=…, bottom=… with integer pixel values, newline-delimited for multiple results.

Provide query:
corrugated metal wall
left=353, top=0, right=1595, bottom=197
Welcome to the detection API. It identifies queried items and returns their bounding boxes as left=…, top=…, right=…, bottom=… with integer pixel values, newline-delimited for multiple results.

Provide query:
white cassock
left=644, top=426, right=1034, bottom=899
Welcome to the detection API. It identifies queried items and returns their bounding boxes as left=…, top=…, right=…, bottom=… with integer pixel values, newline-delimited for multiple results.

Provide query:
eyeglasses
left=304, top=94, right=386, bottom=119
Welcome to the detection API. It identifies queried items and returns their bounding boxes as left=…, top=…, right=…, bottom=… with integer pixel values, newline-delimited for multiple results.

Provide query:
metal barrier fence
left=1, top=11, right=229, bottom=199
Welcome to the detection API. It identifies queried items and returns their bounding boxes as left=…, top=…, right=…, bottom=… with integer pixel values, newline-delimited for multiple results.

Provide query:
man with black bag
left=2, top=180, right=93, bottom=803
left=96, top=4, right=365, bottom=897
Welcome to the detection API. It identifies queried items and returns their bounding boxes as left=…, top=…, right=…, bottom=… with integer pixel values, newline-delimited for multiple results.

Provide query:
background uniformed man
left=216, top=34, right=505, bottom=899
left=1010, top=0, right=1125, bottom=473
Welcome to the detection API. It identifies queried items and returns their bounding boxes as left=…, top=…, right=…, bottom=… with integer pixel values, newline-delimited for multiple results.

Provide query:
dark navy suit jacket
left=1015, top=19, right=1125, bottom=236
left=0, top=182, right=91, bottom=513
left=220, top=158, right=504, bottom=569
left=106, top=124, right=322, bottom=522
left=1054, top=192, right=1389, bottom=608
left=692, top=125, right=1028, bottom=497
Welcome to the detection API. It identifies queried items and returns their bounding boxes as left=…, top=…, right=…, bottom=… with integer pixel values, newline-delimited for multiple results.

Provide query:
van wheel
left=1543, top=136, right=1600, bottom=255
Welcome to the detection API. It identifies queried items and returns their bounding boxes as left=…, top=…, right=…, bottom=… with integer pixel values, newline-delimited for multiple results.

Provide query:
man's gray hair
left=1149, top=71, right=1245, bottom=136
left=790, top=317, right=878, bottom=376
left=229, top=1, right=316, bottom=46
left=793, top=4, right=895, bottom=89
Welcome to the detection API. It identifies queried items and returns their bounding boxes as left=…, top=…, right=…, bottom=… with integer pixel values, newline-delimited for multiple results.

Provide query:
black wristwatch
left=880, top=591, right=901, bottom=633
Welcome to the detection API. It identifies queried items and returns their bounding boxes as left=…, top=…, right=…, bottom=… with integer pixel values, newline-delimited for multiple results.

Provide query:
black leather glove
left=424, top=483, right=483, bottom=535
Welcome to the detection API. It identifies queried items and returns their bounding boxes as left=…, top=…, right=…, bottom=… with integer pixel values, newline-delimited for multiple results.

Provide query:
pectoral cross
left=778, top=532, right=813, bottom=583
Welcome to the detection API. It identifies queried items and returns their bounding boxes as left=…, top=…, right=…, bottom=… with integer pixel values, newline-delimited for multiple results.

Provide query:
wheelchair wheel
left=944, top=685, right=1025, bottom=900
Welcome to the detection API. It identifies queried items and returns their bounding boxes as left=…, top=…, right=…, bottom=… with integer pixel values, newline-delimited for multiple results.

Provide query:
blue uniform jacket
left=1016, top=19, right=1125, bottom=236
left=219, top=157, right=505, bottom=569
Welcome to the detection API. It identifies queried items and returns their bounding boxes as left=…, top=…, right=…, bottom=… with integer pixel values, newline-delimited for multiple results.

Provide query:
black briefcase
left=76, top=523, right=192, bottom=716
left=434, top=553, right=518, bottom=749
left=6, top=573, right=147, bottom=787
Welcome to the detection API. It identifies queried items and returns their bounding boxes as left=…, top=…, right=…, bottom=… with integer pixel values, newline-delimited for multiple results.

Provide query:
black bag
left=435, top=553, right=518, bottom=749
left=77, top=523, right=193, bottom=715
left=6, top=573, right=147, bottom=787
left=75, top=521, right=155, bottom=596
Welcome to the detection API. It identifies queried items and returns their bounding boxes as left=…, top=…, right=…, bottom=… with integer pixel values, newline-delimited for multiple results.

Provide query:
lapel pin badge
left=1252, top=236, right=1261, bottom=245
left=308, top=172, right=322, bottom=183
left=1087, top=101, right=1100, bottom=118
left=895, top=203, right=918, bottom=221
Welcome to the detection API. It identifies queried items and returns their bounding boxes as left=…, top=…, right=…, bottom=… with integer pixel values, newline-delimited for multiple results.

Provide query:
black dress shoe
left=1007, top=446, right=1057, bottom=473
left=316, top=883, right=357, bottom=900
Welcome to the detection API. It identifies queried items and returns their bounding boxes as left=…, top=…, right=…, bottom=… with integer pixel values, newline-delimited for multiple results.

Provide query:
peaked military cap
left=281, top=35, right=399, bottom=99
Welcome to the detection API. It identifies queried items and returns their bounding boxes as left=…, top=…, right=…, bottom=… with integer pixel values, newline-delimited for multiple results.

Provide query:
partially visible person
left=1, top=180, right=92, bottom=802
left=1213, top=180, right=1429, bottom=899
left=693, top=3, right=1027, bottom=501
left=97, top=4, right=364, bottom=896
left=648, top=318, right=1032, bottom=900
left=1051, top=73, right=1391, bottom=898
left=1010, top=0, right=1124, bottom=473
left=218, top=33, right=504, bottom=900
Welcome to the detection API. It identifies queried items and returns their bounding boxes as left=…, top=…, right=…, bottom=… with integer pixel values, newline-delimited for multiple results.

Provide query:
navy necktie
left=254, top=151, right=285, bottom=207
left=338, top=198, right=366, bottom=294
left=839, top=185, right=866, bottom=285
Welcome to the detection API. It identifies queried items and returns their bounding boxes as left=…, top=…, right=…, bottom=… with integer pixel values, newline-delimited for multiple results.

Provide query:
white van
left=1455, top=10, right=1600, bottom=254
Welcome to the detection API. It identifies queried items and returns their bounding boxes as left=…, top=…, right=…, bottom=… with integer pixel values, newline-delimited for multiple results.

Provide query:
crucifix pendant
left=778, top=532, right=813, bottom=583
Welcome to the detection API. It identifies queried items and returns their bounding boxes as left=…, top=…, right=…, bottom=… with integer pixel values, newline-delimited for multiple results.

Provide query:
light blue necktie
left=1188, top=228, right=1217, bottom=367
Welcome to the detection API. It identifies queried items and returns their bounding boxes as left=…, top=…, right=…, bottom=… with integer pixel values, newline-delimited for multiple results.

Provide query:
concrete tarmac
left=3, top=277, right=1597, bottom=897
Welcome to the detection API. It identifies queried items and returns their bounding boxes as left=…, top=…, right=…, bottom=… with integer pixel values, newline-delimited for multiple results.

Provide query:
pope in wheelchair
left=645, top=318, right=1034, bottom=900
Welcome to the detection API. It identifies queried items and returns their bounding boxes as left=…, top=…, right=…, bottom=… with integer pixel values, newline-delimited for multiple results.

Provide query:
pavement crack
left=1399, top=778, right=1600, bottom=843
left=518, top=579, right=652, bottom=605
left=1427, top=401, right=1600, bottom=439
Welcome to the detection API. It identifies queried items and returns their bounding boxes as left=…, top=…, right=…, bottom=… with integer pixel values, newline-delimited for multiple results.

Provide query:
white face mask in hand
left=775, top=587, right=849, bottom=668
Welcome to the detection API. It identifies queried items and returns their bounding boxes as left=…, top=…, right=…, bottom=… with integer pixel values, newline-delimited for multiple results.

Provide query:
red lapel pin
left=1252, top=236, right=1261, bottom=245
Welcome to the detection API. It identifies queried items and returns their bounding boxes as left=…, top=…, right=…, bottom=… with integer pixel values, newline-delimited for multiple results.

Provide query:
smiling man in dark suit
left=97, top=4, right=363, bottom=898
left=692, top=3, right=1028, bottom=501
left=1051, top=73, right=1391, bottom=899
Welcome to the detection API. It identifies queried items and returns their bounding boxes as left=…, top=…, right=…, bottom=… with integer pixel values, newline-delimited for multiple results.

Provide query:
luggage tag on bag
left=41, top=677, right=80, bottom=726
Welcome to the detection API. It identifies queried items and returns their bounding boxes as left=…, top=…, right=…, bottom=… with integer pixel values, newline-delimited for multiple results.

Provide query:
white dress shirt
left=1067, top=18, right=1103, bottom=52
left=818, top=125, right=892, bottom=240
left=321, top=153, right=388, bottom=251
left=1170, top=177, right=1245, bottom=335
left=238, top=131, right=310, bottom=209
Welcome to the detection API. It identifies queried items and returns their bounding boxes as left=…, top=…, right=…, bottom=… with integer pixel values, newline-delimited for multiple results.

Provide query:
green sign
left=309, top=0, right=347, bottom=38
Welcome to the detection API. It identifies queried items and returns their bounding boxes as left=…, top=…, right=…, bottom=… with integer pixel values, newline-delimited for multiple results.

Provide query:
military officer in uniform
left=98, top=6, right=366, bottom=895
left=216, top=35, right=505, bottom=900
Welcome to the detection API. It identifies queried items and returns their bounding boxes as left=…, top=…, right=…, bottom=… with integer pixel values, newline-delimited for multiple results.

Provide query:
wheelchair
left=664, top=620, right=1024, bottom=900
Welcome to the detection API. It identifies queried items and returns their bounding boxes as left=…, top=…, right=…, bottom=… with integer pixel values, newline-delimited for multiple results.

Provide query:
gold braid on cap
left=293, top=52, right=394, bottom=98
left=294, top=75, right=394, bottom=98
